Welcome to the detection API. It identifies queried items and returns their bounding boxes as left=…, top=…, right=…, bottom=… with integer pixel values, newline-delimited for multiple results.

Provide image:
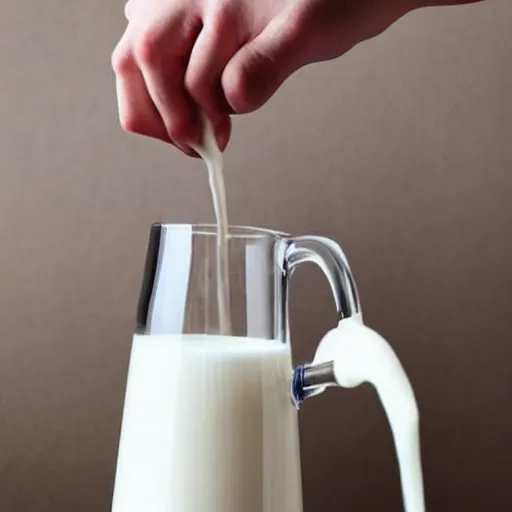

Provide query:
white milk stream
left=313, top=317, right=425, bottom=512
left=192, top=116, right=232, bottom=335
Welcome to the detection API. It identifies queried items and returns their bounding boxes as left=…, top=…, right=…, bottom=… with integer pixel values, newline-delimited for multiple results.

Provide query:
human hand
left=111, top=0, right=482, bottom=155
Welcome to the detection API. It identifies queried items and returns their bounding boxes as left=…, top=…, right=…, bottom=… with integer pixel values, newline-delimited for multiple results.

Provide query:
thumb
left=221, top=18, right=305, bottom=114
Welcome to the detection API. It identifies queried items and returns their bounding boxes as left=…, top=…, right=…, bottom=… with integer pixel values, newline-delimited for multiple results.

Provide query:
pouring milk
left=192, top=115, right=232, bottom=335
left=111, top=115, right=426, bottom=512
left=296, top=317, right=426, bottom=512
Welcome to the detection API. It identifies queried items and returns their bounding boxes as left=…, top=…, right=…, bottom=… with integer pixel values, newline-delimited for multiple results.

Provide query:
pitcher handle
left=275, top=235, right=362, bottom=406
left=283, top=236, right=361, bottom=320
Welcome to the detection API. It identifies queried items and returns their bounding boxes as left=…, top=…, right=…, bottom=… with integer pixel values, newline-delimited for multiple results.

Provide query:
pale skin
left=112, top=0, right=485, bottom=156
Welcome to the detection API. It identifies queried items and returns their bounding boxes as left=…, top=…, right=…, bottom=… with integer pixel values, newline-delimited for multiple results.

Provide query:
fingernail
left=176, top=142, right=192, bottom=155
left=215, top=116, right=231, bottom=152
left=217, top=130, right=230, bottom=152
left=180, top=143, right=200, bottom=158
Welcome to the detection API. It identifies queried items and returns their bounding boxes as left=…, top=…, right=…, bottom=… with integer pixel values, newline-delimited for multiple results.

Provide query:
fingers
left=186, top=26, right=237, bottom=117
left=134, top=13, right=204, bottom=154
left=112, top=8, right=203, bottom=154
left=136, top=52, right=199, bottom=154
left=115, top=2, right=304, bottom=153
left=222, top=15, right=306, bottom=114
left=112, top=29, right=171, bottom=144
left=185, top=11, right=239, bottom=150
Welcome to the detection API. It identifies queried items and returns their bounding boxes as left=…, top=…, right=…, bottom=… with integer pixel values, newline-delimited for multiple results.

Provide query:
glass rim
left=159, top=223, right=289, bottom=239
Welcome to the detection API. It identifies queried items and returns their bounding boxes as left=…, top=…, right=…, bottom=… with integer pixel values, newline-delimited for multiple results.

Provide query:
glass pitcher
left=111, top=223, right=362, bottom=512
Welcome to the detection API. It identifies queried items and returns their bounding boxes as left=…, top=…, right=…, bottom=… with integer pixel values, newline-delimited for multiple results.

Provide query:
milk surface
left=111, top=335, right=303, bottom=512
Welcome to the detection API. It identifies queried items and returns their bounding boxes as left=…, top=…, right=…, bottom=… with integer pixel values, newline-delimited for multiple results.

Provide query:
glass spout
left=291, top=361, right=337, bottom=409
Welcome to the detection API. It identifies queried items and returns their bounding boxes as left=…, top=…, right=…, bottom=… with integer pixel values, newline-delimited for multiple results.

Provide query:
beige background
left=0, top=0, right=510, bottom=510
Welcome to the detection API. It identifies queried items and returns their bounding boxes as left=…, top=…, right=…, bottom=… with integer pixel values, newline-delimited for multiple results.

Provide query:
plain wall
left=0, top=1, right=510, bottom=510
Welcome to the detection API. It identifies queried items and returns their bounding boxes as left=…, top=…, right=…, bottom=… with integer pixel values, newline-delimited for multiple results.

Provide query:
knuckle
left=223, top=55, right=278, bottom=114
left=210, top=1, right=236, bottom=27
left=167, top=118, right=192, bottom=142
left=284, top=11, right=308, bottom=45
left=119, top=112, right=144, bottom=135
left=111, top=44, right=132, bottom=74
left=223, top=63, right=257, bottom=113
left=223, top=67, right=244, bottom=103
left=186, top=67, right=230, bottom=116
left=185, top=69, right=208, bottom=103
left=133, top=29, right=161, bottom=65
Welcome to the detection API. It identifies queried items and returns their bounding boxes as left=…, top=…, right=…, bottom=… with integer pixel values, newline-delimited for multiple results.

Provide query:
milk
left=312, top=319, right=425, bottom=512
left=192, top=117, right=232, bottom=335
left=116, top=114, right=426, bottom=512
left=111, top=335, right=303, bottom=512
